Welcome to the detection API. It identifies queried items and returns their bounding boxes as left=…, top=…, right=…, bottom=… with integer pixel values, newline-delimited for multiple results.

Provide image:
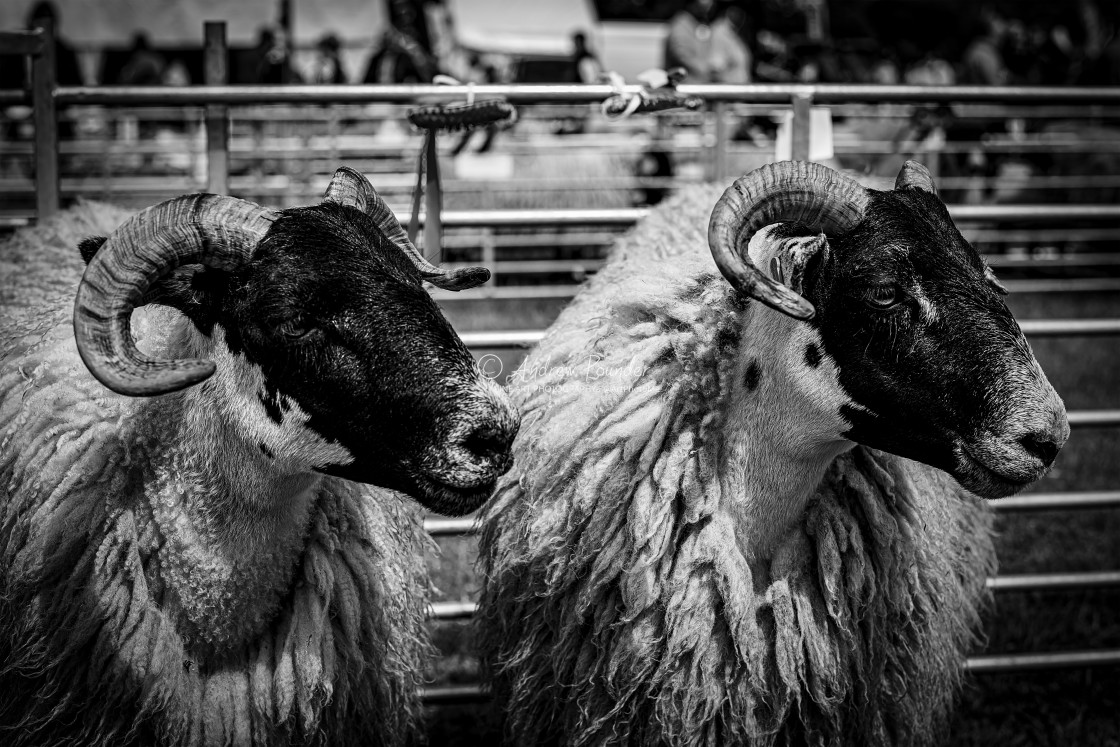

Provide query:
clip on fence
left=600, top=68, right=705, bottom=119
left=406, top=76, right=518, bottom=261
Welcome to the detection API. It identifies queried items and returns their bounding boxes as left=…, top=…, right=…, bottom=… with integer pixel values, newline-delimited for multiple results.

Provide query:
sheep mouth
left=954, top=445, right=1034, bottom=499
left=409, top=470, right=501, bottom=516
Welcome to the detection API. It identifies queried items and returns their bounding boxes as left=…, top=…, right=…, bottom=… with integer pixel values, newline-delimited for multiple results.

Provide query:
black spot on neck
left=258, top=442, right=274, bottom=459
left=805, top=342, right=822, bottom=368
left=744, top=359, right=762, bottom=392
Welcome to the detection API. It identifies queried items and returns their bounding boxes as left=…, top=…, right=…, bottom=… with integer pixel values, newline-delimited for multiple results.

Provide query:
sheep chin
left=405, top=470, right=500, bottom=517
left=951, top=443, right=1037, bottom=499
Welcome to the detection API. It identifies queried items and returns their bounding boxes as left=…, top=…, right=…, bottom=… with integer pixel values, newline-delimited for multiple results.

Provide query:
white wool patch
left=740, top=223, right=862, bottom=441
left=205, top=328, right=354, bottom=471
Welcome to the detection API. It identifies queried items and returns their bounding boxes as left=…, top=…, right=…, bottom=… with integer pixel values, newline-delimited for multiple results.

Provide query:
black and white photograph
left=1, top=0, right=1118, bottom=745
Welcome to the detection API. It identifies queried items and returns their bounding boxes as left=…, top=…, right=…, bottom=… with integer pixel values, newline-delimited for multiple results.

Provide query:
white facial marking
left=914, top=287, right=938, bottom=324
left=207, top=329, right=355, bottom=470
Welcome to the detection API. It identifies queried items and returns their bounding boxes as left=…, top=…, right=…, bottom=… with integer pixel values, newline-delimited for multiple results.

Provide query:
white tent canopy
left=446, top=0, right=597, bottom=57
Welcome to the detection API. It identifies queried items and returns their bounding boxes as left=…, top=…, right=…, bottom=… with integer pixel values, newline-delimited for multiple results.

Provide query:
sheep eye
left=275, top=316, right=316, bottom=339
left=864, top=284, right=900, bottom=309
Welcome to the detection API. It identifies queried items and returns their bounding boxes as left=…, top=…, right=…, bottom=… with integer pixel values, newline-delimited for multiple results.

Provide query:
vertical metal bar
left=711, top=101, right=729, bottom=183
left=481, top=228, right=496, bottom=297
left=791, top=93, right=812, bottom=162
left=204, top=21, right=229, bottom=195
left=926, top=124, right=944, bottom=181
left=31, top=21, right=59, bottom=218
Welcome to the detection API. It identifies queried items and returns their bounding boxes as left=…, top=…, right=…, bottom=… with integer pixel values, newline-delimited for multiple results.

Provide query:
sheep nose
left=462, top=421, right=516, bottom=474
left=1018, top=431, right=1061, bottom=467
left=1015, top=402, right=1069, bottom=468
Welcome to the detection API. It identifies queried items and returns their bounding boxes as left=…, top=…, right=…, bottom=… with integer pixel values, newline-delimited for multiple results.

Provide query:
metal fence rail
left=404, top=205, right=1120, bottom=228
left=423, top=491, right=1120, bottom=538
left=993, top=490, right=1120, bottom=512
left=965, top=650, right=1120, bottom=674
left=429, top=567, right=1120, bottom=622
left=421, top=645, right=1120, bottom=704
left=7, top=16, right=1120, bottom=221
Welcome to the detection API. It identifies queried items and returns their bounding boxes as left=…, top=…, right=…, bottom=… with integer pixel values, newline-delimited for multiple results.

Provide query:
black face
left=155, top=204, right=517, bottom=515
left=802, top=188, right=1067, bottom=498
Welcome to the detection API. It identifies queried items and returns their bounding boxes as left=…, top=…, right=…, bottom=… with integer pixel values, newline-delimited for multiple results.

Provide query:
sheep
left=475, top=160, right=1069, bottom=747
left=0, top=166, right=519, bottom=747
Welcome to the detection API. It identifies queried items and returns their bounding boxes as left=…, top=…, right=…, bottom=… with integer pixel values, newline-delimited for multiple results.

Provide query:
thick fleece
left=0, top=207, right=432, bottom=746
left=476, top=186, right=995, bottom=747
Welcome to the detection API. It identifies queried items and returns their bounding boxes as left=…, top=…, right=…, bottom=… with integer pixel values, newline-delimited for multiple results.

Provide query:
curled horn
left=707, top=161, right=870, bottom=319
left=895, top=160, right=937, bottom=194
left=323, top=166, right=489, bottom=291
left=73, top=195, right=278, bottom=396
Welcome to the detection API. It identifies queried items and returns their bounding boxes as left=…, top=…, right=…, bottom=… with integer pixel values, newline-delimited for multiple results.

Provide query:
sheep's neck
left=721, top=304, right=855, bottom=562
left=133, top=327, right=323, bottom=657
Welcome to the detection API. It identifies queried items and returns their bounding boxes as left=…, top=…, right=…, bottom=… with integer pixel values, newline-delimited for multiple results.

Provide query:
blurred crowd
left=3, top=0, right=1117, bottom=92
left=1, top=0, right=1117, bottom=217
left=740, top=0, right=1120, bottom=88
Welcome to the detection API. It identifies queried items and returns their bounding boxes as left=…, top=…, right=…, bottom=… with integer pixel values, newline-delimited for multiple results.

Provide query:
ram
left=476, top=161, right=1068, bottom=747
left=0, top=167, right=518, bottom=746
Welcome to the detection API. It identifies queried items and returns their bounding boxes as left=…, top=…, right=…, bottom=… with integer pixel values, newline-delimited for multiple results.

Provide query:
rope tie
left=600, top=68, right=705, bottom=120
left=406, top=76, right=517, bottom=261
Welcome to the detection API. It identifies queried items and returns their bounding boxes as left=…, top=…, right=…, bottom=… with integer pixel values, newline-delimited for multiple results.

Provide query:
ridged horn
left=708, top=160, right=871, bottom=319
left=323, top=166, right=489, bottom=291
left=73, top=194, right=278, bottom=397
left=895, top=160, right=936, bottom=194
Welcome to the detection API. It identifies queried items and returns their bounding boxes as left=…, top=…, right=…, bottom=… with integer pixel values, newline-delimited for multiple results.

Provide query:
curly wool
left=0, top=199, right=126, bottom=317
left=0, top=210, right=433, bottom=746
left=476, top=186, right=996, bottom=747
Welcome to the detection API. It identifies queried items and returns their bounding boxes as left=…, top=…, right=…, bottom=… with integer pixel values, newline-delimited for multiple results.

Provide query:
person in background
left=311, top=33, right=348, bottom=84
left=363, top=27, right=437, bottom=84
left=0, top=1, right=83, bottom=151
left=160, top=58, right=192, bottom=136
left=1076, top=0, right=1120, bottom=85
left=554, top=31, right=603, bottom=136
left=162, top=58, right=191, bottom=87
left=117, top=33, right=166, bottom=86
left=116, top=32, right=168, bottom=147
left=960, top=5, right=1011, bottom=85
left=903, top=44, right=956, bottom=87
left=571, top=31, right=603, bottom=84
left=21, top=1, right=83, bottom=86
left=664, top=0, right=750, bottom=84
left=253, top=26, right=301, bottom=84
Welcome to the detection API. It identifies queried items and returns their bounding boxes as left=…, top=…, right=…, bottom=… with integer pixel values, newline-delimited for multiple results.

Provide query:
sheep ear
left=753, top=225, right=830, bottom=296
left=895, top=160, right=937, bottom=194
left=79, top=236, right=107, bottom=264
left=138, top=266, right=230, bottom=331
left=984, top=264, right=1009, bottom=295
left=80, top=234, right=228, bottom=325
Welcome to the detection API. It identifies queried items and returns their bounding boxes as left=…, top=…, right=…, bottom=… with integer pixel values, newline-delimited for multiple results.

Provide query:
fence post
left=31, top=20, right=59, bottom=218
left=204, top=21, right=229, bottom=195
left=481, top=228, right=496, bottom=297
left=791, top=93, right=812, bottom=162
left=710, top=101, right=729, bottom=183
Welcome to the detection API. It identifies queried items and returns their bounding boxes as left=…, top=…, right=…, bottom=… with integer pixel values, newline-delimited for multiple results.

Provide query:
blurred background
left=2, top=1, right=1119, bottom=745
